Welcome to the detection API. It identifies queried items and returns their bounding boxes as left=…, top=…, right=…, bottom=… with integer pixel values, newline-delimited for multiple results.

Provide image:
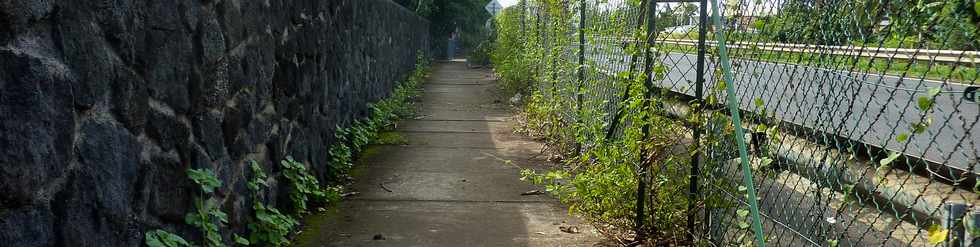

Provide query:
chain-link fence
left=501, top=0, right=979, bottom=245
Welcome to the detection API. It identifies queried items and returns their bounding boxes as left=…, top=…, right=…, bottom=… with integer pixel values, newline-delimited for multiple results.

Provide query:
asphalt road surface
left=588, top=46, right=979, bottom=174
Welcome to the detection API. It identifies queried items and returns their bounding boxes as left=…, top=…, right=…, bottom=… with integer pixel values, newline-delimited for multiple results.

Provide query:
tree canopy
left=395, top=0, right=494, bottom=55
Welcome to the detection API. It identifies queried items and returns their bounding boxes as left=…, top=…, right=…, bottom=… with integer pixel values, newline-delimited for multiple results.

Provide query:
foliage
left=282, top=52, right=428, bottom=215
left=492, top=5, right=543, bottom=96
left=394, top=0, right=492, bottom=57
left=247, top=203, right=295, bottom=247
left=185, top=168, right=229, bottom=247
left=144, top=169, right=232, bottom=247
left=756, top=0, right=979, bottom=49
left=187, top=168, right=222, bottom=194
left=656, top=3, right=699, bottom=30
left=327, top=132, right=354, bottom=175
left=145, top=230, right=191, bottom=247
left=467, top=40, right=494, bottom=66
left=280, top=157, right=335, bottom=214
left=233, top=235, right=249, bottom=246
left=520, top=169, right=570, bottom=196
left=246, top=161, right=298, bottom=246
left=395, top=0, right=435, bottom=17
left=143, top=53, right=431, bottom=247
left=498, top=0, right=979, bottom=245
left=325, top=54, right=429, bottom=177
left=927, top=224, right=949, bottom=244
left=497, top=0, right=697, bottom=240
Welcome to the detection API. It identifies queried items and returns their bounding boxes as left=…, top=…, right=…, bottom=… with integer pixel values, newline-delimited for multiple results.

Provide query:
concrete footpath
left=294, top=61, right=602, bottom=246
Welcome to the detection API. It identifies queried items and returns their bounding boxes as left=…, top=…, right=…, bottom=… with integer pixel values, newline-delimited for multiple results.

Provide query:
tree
left=395, top=0, right=493, bottom=57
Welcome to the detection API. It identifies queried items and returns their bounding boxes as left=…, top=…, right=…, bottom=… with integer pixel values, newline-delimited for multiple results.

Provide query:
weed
left=145, top=230, right=190, bottom=247
left=491, top=6, right=543, bottom=96
left=144, top=168, right=234, bottom=247
left=496, top=1, right=706, bottom=241
left=324, top=53, right=430, bottom=176
left=145, top=53, right=432, bottom=247
left=184, top=168, right=228, bottom=247
left=280, top=157, right=337, bottom=214
left=246, top=161, right=298, bottom=246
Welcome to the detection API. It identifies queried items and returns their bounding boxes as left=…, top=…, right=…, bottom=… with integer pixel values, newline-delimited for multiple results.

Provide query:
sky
left=499, top=0, right=518, bottom=7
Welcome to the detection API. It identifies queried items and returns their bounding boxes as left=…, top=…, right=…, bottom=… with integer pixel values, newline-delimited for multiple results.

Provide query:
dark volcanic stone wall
left=0, top=0, right=429, bottom=246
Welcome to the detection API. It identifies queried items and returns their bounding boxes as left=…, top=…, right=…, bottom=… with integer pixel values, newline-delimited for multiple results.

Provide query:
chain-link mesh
left=503, top=0, right=979, bottom=246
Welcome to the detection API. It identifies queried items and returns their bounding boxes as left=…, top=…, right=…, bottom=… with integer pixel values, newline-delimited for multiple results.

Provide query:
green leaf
left=146, top=236, right=165, bottom=247
left=545, top=184, right=559, bottom=192
left=738, top=221, right=750, bottom=229
left=737, top=209, right=749, bottom=217
left=616, top=71, right=631, bottom=79
left=234, top=234, right=250, bottom=246
left=911, top=122, right=929, bottom=134
left=187, top=168, right=222, bottom=194
left=927, top=224, right=949, bottom=244
left=976, top=1, right=980, bottom=16
left=754, top=98, right=764, bottom=108
left=145, top=230, right=190, bottom=247
left=879, top=152, right=901, bottom=166
left=923, top=1, right=943, bottom=9
left=895, top=133, right=908, bottom=142
left=653, top=64, right=668, bottom=80
left=827, top=239, right=839, bottom=247
left=917, top=96, right=934, bottom=111
left=927, top=87, right=941, bottom=97
left=975, top=1, right=980, bottom=16
left=760, top=157, right=773, bottom=168
left=145, top=231, right=168, bottom=247
left=708, top=95, right=717, bottom=105
left=212, top=209, right=229, bottom=223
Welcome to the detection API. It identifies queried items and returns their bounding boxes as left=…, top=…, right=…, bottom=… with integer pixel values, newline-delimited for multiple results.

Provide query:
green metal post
left=706, top=0, right=767, bottom=246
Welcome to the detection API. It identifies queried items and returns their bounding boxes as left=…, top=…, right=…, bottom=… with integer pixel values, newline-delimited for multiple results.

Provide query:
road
left=587, top=45, right=979, bottom=174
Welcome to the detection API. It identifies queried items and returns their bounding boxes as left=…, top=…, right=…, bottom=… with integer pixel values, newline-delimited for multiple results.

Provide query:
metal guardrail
left=658, top=38, right=980, bottom=64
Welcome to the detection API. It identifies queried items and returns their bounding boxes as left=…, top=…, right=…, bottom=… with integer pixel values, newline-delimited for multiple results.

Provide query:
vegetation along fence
left=495, top=0, right=979, bottom=246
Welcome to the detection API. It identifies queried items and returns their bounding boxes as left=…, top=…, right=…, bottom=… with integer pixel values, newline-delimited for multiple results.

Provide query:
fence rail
left=657, top=38, right=980, bottom=64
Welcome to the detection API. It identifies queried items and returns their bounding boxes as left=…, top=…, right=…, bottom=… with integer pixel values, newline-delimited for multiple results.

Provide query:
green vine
left=495, top=0, right=726, bottom=241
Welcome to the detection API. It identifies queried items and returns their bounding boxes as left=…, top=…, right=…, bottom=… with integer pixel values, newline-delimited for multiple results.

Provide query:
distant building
left=723, top=1, right=779, bottom=32
left=664, top=24, right=698, bottom=35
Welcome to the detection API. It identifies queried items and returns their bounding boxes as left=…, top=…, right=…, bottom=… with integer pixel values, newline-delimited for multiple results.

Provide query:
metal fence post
left=634, top=0, right=658, bottom=241
left=575, top=0, right=586, bottom=155
left=604, top=0, right=649, bottom=142
left=519, top=0, right=527, bottom=36
left=688, top=0, right=709, bottom=244
left=965, top=209, right=980, bottom=247
left=944, top=203, right=967, bottom=247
